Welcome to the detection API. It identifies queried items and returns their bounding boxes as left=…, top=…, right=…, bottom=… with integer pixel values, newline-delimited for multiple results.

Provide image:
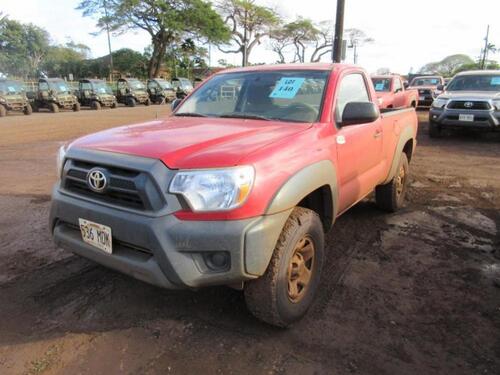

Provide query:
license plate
left=79, top=219, right=113, bottom=254
left=419, top=96, right=425, bottom=101
left=459, top=114, right=474, bottom=122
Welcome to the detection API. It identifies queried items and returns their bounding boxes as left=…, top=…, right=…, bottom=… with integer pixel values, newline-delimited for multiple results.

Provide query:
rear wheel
left=375, top=153, right=409, bottom=212
left=429, top=120, right=442, bottom=138
left=244, top=207, right=324, bottom=327
left=91, top=101, right=101, bottom=110
left=0, top=105, right=6, bottom=117
left=111, top=101, right=118, bottom=109
left=24, top=103, right=33, bottom=115
left=50, top=103, right=59, bottom=113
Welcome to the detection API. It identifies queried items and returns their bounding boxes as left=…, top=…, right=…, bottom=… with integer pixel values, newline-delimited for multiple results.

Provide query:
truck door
left=334, top=73, right=383, bottom=212
left=393, top=77, right=405, bottom=107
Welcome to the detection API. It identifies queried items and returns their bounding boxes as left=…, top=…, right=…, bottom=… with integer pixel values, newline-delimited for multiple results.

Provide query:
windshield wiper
left=220, top=113, right=271, bottom=121
left=174, top=112, right=209, bottom=117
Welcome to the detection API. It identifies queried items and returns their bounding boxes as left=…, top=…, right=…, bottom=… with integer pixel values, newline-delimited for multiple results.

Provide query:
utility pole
left=104, top=0, right=114, bottom=81
left=481, top=25, right=489, bottom=70
left=242, top=8, right=248, bottom=66
left=332, top=0, right=345, bottom=63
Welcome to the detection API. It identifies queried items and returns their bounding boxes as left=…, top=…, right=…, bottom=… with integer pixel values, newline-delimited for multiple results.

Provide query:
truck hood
left=409, top=85, right=438, bottom=90
left=440, top=91, right=500, bottom=101
left=70, top=117, right=312, bottom=169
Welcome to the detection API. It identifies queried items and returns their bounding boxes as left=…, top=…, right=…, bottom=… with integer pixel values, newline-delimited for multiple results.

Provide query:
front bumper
left=49, top=186, right=290, bottom=289
left=429, top=107, right=500, bottom=130
left=417, top=96, right=434, bottom=107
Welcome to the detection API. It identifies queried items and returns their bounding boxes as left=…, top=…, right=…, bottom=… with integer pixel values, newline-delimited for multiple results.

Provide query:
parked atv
left=171, top=77, right=194, bottom=99
left=147, top=78, right=177, bottom=104
left=28, top=78, right=80, bottom=113
left=76, top=79, right=117, bottom=110
left=0, top=79, right=32, bottom=116
left=115, top=78, right=150, bottom=107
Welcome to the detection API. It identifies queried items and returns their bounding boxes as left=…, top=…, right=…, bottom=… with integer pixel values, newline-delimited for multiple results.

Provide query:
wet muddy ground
left=0, top=108, right=499, bottom=374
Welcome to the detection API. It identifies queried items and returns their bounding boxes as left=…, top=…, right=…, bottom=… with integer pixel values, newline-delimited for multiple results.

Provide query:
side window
left=335, top=73, right=370, bottom=123
left=393, top=78, right=402, bottom=92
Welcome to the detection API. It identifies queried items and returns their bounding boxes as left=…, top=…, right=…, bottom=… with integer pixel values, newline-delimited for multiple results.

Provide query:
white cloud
left=2, top=0, right=499, bottom=74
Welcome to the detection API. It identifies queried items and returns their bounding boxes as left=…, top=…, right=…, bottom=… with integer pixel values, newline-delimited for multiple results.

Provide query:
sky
left=2, top=0, right=500, bottom=74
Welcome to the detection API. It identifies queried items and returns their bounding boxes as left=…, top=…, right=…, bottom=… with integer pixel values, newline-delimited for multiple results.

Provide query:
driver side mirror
left=171, top=98, right=182, bottom=111
left=341, top=102, right=380, bottom=127
left=436, top=84, right=444, bottom=91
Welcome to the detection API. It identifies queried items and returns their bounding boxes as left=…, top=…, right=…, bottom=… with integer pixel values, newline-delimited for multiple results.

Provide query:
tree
left=282, top=18, right=318, bottom=63
left=78, top=0, right=230, bottom=78
left=0, top=16, right=50, bottom=78
left=345, top=28, right=373, bottom=64
left=309, top=21, right=333, bottom=63
left=41, top=42, right=91, bottom=78
left=419, top=54, right=475, bottom=76
left=453, top=60, right=500, bottom=74
left=217, top=0, right=279, bottom=66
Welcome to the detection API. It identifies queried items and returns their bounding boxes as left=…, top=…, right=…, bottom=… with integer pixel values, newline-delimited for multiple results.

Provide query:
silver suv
left=429, top=70, right=500, bottom=137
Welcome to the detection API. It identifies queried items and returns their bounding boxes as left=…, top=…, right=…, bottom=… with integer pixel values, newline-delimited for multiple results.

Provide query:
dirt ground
left=0, top=107, right=499, bottom=375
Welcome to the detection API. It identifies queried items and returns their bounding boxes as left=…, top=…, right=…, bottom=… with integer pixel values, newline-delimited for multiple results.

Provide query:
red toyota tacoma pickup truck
left=371, top=75, right=418, bottom=109
left=50, top=63, right=418, bottom=327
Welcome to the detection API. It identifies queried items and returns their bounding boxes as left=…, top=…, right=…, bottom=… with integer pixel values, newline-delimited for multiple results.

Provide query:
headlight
left=170, top=166, right=254, bottom=212
left=432, top=98, right=448, bottom=108
left=56, top=145, right=67, bottom=177
left=95, top=96, right=100, bottom=100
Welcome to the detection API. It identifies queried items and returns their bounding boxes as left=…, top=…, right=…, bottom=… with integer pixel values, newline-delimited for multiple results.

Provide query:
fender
left=266, top=160, right=339, bottom=221
left=382, top=124, right=415, bottom=184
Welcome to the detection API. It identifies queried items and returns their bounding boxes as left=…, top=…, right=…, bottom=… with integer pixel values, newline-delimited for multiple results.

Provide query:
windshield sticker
left=59, top=85, right=68, bottom=92
left=269, top=77, right=305, bottom=99
left=375, top=83, right=385, bottom=91
left=7, top=86, right=15, bottom=93
left=491, top=77, right=500, bottom=85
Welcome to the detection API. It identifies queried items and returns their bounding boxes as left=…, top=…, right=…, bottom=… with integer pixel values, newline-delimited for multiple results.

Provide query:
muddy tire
left=50, top=103, right=59, bottom=113
left=145, top=98, right=151, bottom=106
left=111, top=101, right=117, bottom=109
left=0, top=105, right=6, bottom=117
left=32, top=103, right=39, bottom=112
left=127, top=97, right=136, bottom=107
left=91, top=101, right=101, bottom=110
left=73, top=102, right=80, bottom=112
left=429, top=120, right=442, bottom=138
left=24, top=103, right=33, bottom=115
left=244, top=207, right=324, bottom=327
left=375, top=153, right=409, bottom=212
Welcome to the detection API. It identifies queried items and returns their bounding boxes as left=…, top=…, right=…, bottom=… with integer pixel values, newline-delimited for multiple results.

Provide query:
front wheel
left=91, top=101, right=101, bottom=110
left=244, top=207, right=324, bottom=327
left=24, top=103, right=33, bottom=115
left=0, top=105, right=6, bottom=117
left=50, top=103, right=59, bottom=113
left=429, top=120, right=442, bottom=138
left=127, top=97, right=136, bottom=107
left=375, top=153, right=409, bottom=212
left=144, top=98, right=151, bottom=106
left=73, top=102, right=80, bottom=112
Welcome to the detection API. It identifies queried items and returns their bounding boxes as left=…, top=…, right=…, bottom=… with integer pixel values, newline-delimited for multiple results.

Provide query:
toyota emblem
left=464, top=101, right=474, bottom=108
left=87, top=168, right=108, bottom=193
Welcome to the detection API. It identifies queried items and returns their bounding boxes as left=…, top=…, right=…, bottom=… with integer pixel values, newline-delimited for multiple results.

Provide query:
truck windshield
left=371, top=78, right=391, bottom=92
left=175, top=70, right=329, bottom=123
left=446, top=75, right=500, bottom=92
left=128, top=80, right=145, bottom=90
left=94, top=82, right=113, bottom=94
left=0, top=81, right=24, bottom=94
left=49, top=81, right=70, bottom=93
left=410, top=77, right=440, bottom=86
left=156, top=79, right=173, bottom=90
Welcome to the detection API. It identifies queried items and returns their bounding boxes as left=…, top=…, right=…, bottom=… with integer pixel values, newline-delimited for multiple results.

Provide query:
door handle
left=374, top=130, right=382, bottom=138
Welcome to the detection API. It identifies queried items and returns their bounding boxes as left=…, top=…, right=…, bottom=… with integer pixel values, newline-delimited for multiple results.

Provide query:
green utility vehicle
left=147, top=78, right=177, bottom=104
left=28, top=78, right=80, bottom=113
left=115, top=78, right=151, bottom=107
left=0, top=79, right=32, bottom=116
left=77, top=79, right=117, bottom=110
